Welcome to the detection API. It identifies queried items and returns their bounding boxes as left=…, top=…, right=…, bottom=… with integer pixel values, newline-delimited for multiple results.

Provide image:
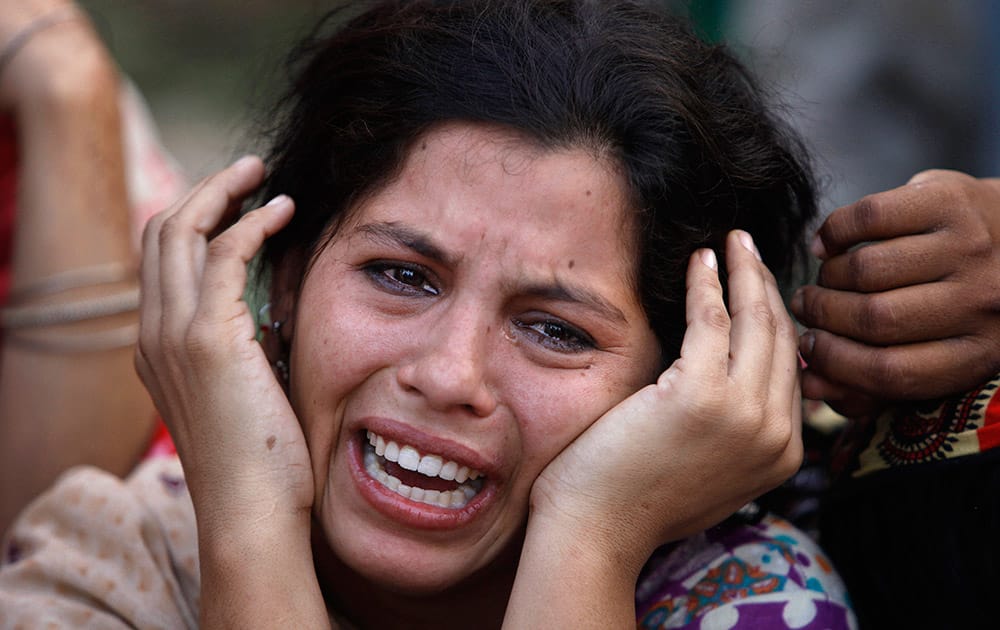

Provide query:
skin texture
left=0, top=0, right=154, bottom=534
left=293, top=125, right=660, bottom=598
left=136, top=124, right=803, bottom=628
left=792, top=170, right=1000, bottom=415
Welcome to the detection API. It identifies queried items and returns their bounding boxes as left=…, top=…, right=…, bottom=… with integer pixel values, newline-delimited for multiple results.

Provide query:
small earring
left=274, top=358, right=290, bottom=383
left=259, top=302, right=289, bottom=382
left=259, top=302, right=286, bottom=339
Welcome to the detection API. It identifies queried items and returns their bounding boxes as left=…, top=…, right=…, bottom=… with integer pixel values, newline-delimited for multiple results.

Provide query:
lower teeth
left=363, top=443, right=482, bottom=509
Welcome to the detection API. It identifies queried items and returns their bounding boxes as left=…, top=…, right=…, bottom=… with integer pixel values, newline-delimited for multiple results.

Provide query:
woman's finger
left=196, top=196, right=295, bottom=326
left=725, top=230, right=775, bottom=390
left=660, top=247, right=728, bottom=385
left=763, top=265, right=799, bottom=411
left=157, top=157, right=265, bottom=329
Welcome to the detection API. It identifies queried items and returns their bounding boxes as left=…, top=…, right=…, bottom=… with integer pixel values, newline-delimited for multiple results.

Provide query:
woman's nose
left=395, top=308, right=497, bottom=417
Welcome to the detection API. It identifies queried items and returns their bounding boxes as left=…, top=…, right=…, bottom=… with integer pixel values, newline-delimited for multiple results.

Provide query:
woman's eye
left=365, top=263, right=440, bottom=296
left=513, top=317, right=595, bottom=353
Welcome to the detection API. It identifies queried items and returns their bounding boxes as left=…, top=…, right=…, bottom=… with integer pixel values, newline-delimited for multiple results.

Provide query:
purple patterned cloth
left=636, top=511, right=855, bottom=629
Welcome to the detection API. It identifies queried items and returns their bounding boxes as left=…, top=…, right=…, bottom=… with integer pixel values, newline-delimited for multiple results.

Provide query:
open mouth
left=362, top=430, right=486, bottom=509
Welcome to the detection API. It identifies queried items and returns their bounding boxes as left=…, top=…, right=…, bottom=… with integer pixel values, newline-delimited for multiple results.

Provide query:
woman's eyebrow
left=354, top=222, right=458, bottom=266
left=515, top=281, right=628, bottom=325
left=354, top=221, right=627, bottom=324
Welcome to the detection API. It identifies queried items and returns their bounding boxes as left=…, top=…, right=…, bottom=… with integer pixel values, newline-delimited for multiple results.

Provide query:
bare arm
left=0, top=2, right=154, bottom=533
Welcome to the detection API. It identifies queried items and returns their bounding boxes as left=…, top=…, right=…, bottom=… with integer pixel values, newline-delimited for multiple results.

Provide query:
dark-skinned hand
left=791, top=170, right=1000, bottom=417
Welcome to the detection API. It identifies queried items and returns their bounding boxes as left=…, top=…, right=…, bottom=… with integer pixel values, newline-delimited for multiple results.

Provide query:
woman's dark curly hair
left=257, top=0, right=817, bottom=363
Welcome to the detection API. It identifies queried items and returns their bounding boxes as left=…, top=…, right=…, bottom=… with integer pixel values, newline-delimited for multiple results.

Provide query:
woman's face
left=288, top=123, right=661, bottom=593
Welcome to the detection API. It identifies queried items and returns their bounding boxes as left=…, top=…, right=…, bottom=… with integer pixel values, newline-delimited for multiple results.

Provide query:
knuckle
left=852, top=195, right=884, bottom=234
left=759, top=414, right=789, bottom=451
left=859, top=294, right=899, bottom=339
left=868, top=353, right=916, bottom=397
left=182, top=323, right=217, bottom=363
left=774, top=438, right=804, bottom=482
left=962, top=227, right=992, bottom=259
left=844, top=247, right=887, bottom=291
left=699, top=303, right=731, bottom=332
left=143, top=211, right=167, bottom=243
left=205, top=234, right=238, bottom=261
left=157, top=212, right=187, bottom=247
left=749, top=300, right=777, bottom=334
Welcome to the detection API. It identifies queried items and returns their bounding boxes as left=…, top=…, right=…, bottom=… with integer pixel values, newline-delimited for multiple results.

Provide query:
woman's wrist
left=504, top=509, right=646, bottom=628
left=198, top=509, right=329, bottom=628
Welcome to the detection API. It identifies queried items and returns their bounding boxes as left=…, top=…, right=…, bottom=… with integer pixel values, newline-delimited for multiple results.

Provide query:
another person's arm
left=0, top=1, right=154, bottom=533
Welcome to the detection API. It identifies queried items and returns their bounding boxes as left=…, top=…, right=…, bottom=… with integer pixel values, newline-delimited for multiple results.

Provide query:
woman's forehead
left=342, top=123, right=638, bottom=275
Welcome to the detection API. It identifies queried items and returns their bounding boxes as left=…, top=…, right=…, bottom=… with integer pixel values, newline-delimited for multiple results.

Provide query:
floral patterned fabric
left=832, top=373, right=1000, bottom=480
left=637, top=512, right=855, bottom=629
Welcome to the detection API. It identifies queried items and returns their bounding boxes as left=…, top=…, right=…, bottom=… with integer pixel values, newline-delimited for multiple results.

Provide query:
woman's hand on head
left=135, top=156, right=312, bottom=534
left=791, top=171, right=1000, bottom=416
left=527, top=230, right=803, bottom=572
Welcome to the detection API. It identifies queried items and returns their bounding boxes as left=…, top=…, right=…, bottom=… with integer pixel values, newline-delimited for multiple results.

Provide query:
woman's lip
left=347, top=432, right=497, bottom=530
left=349, top=416, right=500, bottom=477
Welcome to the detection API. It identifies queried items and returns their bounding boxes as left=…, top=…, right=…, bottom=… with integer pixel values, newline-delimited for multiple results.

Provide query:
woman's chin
left=316, top=516, right=518, bottom=597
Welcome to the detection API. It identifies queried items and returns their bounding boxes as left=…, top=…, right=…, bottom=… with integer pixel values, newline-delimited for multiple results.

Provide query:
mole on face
left=568, top=260, right=575, bottom=269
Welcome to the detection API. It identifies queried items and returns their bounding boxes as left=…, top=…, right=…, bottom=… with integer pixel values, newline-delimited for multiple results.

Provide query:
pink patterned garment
left=636, top=513, right=855, bottom=629
left=0, top=455, right=854, bottom=628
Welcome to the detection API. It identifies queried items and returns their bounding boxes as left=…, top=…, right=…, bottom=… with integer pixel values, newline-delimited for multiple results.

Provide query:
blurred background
left=79, top=0, right=999, bottom=212
left=79, top=0, right=329, bottom=179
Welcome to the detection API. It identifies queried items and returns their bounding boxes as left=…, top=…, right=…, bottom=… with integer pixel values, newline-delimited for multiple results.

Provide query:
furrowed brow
left=518, top=281, right=628, bottom=325
left=354, top=222, right=457, bottom=266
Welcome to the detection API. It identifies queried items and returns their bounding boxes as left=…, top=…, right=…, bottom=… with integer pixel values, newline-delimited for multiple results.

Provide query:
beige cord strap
left=6, top=262, right=136, bottom=303
left=0, top=287, right=140, bottom=329
left=5, top=323, right=139, bottom=353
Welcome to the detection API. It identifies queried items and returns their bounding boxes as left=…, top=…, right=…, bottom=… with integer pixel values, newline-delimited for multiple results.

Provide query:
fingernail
left=233, top=155, right=259, bottom=170
left=739, top=231, right=762, bottom=261
left=810, top=234, right=827, bottom=259
left=266, top=194, right=289, bottom=206
left=790, top=288, right=804, bottom=316
left=700, top=248, right=717, bottom=270
left=797, top=350, right=809, bottom=370
left=799, top=330, right=815, bottom=359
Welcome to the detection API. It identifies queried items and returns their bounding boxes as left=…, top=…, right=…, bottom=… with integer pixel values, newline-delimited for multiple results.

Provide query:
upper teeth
left=367, top=430, right=482, bottom=482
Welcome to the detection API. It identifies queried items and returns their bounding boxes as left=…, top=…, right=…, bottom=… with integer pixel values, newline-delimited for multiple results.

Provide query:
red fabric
left=142, top=418, right=177, bottom=459
left=978, top=386, right=1000, bottom=451
left=0, top=115, right=18, bottom=308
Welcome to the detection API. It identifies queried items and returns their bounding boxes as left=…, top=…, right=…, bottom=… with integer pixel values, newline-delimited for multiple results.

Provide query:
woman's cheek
left=507, top=365, right=614, bottom=468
